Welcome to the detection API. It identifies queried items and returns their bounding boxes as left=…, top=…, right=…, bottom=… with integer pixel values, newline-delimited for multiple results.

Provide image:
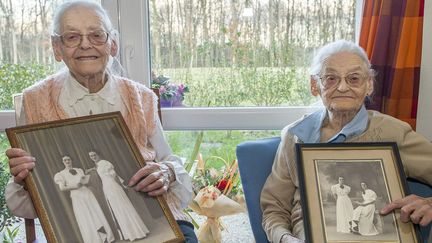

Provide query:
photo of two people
left=7, top=113, right=182, bottom=243
left=316, top=160, right=399, bottom=242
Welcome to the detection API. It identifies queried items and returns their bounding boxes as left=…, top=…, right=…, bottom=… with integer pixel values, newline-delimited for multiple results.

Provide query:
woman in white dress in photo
left=88, top=151, right=150, bottom=241
left=331, top=176, right=354, bottom=233
left=351, top=182, right=379, bottom=236
left=54, top=155, right=114, bottom=243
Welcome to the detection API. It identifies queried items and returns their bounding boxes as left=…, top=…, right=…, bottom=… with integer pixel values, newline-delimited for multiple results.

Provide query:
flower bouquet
left=151, top=73, right=189, bottom=107
left=187, top=154, right=245, bottom=243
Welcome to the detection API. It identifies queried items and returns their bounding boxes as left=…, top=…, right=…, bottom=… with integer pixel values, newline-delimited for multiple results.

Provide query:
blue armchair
left=236, top=137, right=432, bottom=243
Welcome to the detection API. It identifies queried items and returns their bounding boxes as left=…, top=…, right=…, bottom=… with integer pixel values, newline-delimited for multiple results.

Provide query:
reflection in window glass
left=149, top=0, right=357, bottom=108
left=165, top=130, right=279, bottom=169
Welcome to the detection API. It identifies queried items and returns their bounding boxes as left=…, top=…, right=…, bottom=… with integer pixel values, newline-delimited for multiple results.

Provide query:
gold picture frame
left=296, top=142, right=421, bottom=243
left=6, top=112, right=184, bottom=243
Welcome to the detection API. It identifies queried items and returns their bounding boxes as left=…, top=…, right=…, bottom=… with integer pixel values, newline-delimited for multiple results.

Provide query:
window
left=111, top=0, right=364, bottom=130
left=0, top=0, right=360, bottom=131
left=149, top=0, right=356, bottom=108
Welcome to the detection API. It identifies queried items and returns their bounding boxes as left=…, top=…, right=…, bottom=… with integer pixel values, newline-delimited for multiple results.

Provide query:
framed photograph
left=296, top=142, right=421, bottom=243
left=6, top=112, right=184, bottom=243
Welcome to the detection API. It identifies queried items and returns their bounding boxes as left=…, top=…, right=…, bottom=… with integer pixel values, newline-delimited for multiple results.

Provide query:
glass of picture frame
left=296, top=142, right=422, bottom=243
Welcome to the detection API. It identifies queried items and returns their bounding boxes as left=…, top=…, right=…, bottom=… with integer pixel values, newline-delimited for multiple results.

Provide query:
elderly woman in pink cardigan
left=4, top=1, right=197, bottom=242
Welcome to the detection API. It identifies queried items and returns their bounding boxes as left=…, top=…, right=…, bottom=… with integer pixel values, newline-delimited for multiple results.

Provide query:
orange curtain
left=359, top=0, right=424, bottom=129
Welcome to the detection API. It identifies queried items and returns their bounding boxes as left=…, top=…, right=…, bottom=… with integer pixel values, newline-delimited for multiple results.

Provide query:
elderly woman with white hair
left=260, top=40, right=432, bottom=243
left=4, top=1, right=197, bottom=242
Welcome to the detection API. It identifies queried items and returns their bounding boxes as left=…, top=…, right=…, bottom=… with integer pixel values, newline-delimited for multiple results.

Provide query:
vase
left=160, top=98, right=183, bottom=107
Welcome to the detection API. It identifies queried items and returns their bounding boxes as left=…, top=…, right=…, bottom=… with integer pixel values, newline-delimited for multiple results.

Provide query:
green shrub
left=0, top=63, right=49, bottom=233
left=0, top=63, right=53, bottom=109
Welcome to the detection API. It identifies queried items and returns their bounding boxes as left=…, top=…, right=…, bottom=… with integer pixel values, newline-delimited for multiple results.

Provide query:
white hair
left=309, top=40, right=372, bottom=77
left=51, top=0, right=113, bottom=34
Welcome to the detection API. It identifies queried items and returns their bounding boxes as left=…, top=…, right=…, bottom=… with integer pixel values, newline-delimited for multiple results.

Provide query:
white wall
left=416, top=0, right=432, bottom=140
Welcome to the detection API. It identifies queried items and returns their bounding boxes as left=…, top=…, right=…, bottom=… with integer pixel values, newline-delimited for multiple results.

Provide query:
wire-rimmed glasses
left=316, top=73, right=367, bottom=90
left=54, top=30, right=109, bottom=48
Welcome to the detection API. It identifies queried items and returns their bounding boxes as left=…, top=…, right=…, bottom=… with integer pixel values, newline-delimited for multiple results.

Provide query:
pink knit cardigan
left=22, top=74, right=158, bottom=161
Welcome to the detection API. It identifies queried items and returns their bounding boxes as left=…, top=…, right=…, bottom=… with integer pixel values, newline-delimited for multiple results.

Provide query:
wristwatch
left=161, top=162, right=176, bottom=183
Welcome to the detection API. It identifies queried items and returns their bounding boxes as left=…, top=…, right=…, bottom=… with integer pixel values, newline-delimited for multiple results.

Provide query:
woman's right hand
left=6, top=148, right=35, bottom=185
left=281, top=234, right=304, bottom=243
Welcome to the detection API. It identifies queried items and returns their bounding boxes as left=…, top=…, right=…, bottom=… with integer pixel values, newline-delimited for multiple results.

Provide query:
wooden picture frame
left=296, top=142, right=421, bottom=243
left=6, top=112, right=184, bottom=243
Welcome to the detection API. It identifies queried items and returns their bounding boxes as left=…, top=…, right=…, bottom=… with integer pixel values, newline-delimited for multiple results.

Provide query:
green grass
left=166, top=130, right=279, bottom=169
left=154, top=67, right=318, bottom=107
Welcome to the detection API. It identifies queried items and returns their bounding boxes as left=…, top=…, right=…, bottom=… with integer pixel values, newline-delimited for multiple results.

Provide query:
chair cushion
left=236, top=137, right=281, bottom=243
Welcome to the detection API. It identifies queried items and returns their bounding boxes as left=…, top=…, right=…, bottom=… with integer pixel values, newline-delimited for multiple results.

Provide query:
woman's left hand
left=380, top=194, right=432, bottom=226
left=128, top=162, right=171, bottom=196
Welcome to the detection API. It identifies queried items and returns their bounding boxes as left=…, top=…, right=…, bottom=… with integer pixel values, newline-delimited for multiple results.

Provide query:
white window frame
left=416, top=0, right=432, bottom=140
left=1, top=0, right=431, bottom=137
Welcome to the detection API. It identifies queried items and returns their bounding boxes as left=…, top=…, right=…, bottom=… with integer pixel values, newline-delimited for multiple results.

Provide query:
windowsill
left=0, top=106, right=321, bottom=132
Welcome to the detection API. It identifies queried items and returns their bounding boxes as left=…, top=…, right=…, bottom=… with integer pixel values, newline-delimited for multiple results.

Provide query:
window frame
left=416, top=0, right=432, bottom=140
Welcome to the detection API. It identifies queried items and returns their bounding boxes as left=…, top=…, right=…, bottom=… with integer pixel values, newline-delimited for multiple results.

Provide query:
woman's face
left=52, top=6, right=117, bottom=80
left=89, top=151, right=99, bottom=162
left=62, top=156, right=72, bottom=167
left=311, top=52, right=373, bottom=114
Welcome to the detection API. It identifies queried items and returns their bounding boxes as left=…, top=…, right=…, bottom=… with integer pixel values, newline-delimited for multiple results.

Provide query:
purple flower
left=178, top=84, right=185, bottom=93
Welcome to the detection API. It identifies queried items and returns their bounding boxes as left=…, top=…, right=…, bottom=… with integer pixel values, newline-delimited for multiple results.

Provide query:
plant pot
left=160, top=98, right=183, bottom=107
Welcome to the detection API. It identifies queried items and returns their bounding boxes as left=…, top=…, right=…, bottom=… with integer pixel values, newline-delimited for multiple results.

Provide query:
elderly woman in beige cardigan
left=4, top=1, right=197, bottom=242
left=260, top=40, right=432, bottom=243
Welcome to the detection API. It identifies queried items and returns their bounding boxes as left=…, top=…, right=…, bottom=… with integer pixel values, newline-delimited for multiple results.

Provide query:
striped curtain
left=359, top=0, right=424, bottom=129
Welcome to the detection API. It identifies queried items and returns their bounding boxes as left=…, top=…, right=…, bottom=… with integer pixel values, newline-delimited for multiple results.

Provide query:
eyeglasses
left=54, top=30, right=109, bottom=48
left=316, top=73, right=367, bottom=90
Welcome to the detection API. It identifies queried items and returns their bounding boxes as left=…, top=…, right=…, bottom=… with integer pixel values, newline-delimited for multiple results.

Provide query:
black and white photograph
left=316, top=159, right=399, bottom=242
left=6, top=112, right=183, bottom=243
left=296, top=143, right=422, bottom=243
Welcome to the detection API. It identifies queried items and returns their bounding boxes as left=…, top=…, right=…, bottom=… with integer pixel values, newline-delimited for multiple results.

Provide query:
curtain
left=359, top=0, right=424, bottom=129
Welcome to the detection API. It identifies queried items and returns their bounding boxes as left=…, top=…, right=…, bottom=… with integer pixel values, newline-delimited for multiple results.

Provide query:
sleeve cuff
left=272, top=226, right=291, bottom=243
left=5, top=179, right=38, bottom=219
left=161, top=160, right=193, bottom=208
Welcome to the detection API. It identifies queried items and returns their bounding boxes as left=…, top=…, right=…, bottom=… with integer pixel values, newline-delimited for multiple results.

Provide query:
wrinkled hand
left=128, top=162, right=171, bottom=196
left=280, top=234, right=304, bottom=243
left=6, top=148, right=36, bottom=185
left=380, top=194, right=432, bottom=226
